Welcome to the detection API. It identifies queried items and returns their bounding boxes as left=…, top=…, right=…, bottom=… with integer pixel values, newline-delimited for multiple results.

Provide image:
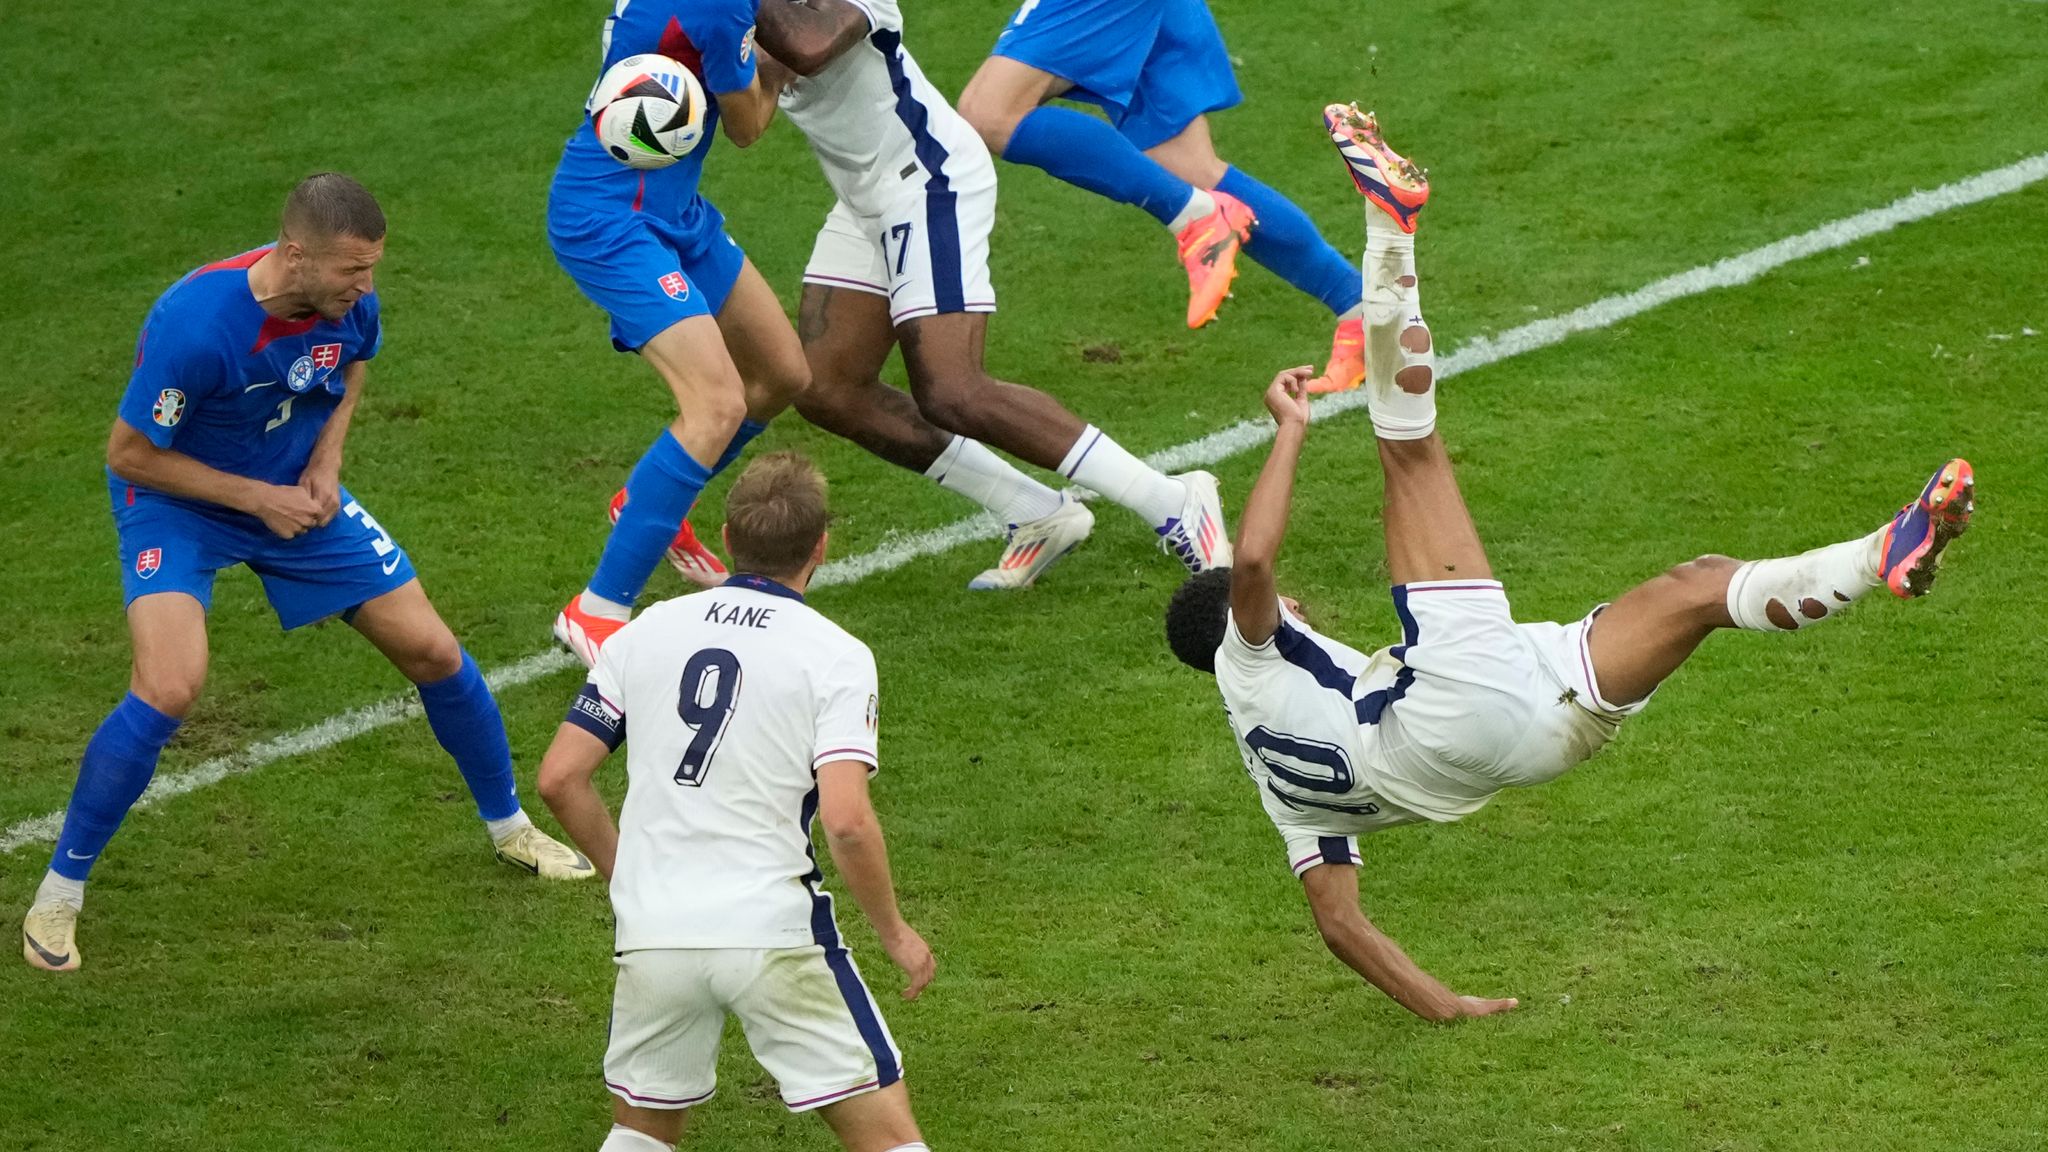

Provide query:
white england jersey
left=569, top=576, right=881, bottom=951
left=1214, top=603, right=1497, bottom=864
left=776, top=0, right=994, bottom=216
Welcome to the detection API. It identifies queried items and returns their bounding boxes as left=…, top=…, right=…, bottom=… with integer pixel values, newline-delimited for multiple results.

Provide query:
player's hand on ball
left=1263, top=365, right=1316, bottom=427
left=1456, top=994, right=1519, bottom=1019
left=882, top=923, right=936, bottom=1000
left=254, top=483, right=327, bottom=539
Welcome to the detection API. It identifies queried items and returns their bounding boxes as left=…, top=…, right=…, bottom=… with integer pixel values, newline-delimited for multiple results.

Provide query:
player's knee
left=911, top=375, right=986, bottom=439
left=397, top=631, right=465, bottom=685
left=1669, top=554, right=1739, bottom=614
left=132, top=668, right=203, bottom=719
left=956, top=81, right=1021, bottom=156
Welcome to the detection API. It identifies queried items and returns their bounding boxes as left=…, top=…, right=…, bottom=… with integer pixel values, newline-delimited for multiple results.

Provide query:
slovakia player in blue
left=21, top=174, right=594, bottom=975
left=956, top=0, right=1371, bottom=389
left=548, top=0, right=810, bottom=665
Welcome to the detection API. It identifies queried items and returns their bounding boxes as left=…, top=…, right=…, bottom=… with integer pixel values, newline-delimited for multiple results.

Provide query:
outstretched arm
left=1301, top=862, right=1518, bottom=1022
left=1231, top=366, right=1316, bottom=645
left=755, top=0, right=872, bottom=76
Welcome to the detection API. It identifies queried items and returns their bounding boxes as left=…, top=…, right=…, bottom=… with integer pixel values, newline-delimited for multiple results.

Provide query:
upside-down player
left=1163, top=112, right=1975, bottom=1021
left=539, top=452, right=936, bottom=1152
left=956, top=0, right=1388, bottom=391
left=751, top=0, right=1232, bottom=588
left=548, top=0, right=811, bottom=662
left=21, top=175, right=591, bottom=974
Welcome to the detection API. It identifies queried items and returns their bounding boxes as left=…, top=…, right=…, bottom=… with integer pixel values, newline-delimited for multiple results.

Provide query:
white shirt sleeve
left=1217, top=602, right=1284, bottom=676
left=813, top=643, right=880, bottom=773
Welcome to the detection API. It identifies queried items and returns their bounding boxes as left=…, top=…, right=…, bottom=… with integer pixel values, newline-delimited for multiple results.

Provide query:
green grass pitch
left=4, top=0, right=2047, bottom=1148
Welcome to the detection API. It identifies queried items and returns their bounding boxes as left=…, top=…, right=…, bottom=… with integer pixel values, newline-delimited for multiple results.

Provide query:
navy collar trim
left=722, top=573, right=806, bottom=603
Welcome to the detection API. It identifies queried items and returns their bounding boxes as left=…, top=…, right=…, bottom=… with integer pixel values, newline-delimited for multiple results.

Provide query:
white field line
left=5, top=151, right=2044, bottom=857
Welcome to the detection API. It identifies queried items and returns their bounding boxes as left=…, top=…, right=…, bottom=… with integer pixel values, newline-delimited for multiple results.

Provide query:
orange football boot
left=1323, top=102, right=1429, bottom=233
left=1176, top=191, right=1256, bottom=328
left=1310, top=314, right=1366, bottom=394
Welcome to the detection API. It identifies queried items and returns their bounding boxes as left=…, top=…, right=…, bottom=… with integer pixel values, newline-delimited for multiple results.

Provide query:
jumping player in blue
left=20, top=174, right=594, bottom=975
left=956, top=0, right=1372, bottom=391
left=548, top=0, right=810, bottom=665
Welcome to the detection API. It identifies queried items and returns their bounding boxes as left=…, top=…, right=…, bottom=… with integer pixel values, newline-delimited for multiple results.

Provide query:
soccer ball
left=589, top=53, right=707, bottom=170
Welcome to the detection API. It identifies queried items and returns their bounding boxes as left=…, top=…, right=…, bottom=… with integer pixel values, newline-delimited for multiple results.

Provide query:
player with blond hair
left=540, top=451, right=936, bottom=1152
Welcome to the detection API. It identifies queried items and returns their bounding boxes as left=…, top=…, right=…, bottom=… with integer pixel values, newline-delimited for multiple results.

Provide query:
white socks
left=1166, top=188, right=1219, bottom=233
left=486, top=809, right=533, bottom=844
left=579, top=590, right=633, bottom=621
left=1725, top=528, right=1885, bottom=631
left=1363, top=204, right=1436, bottom=441
left=36, top=871, right=85, bottom=910
left=1059, top=426, right=1185, bottom=528
left=925, top=435, right=1065, bottom=525
left=598, top=1125, right=674, bottom=1152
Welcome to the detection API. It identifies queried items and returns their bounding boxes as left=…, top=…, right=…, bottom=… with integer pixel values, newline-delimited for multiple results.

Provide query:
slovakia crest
left=151, top=388, right=185, bottom=427
left=311, top=342, right=343, bottom=370
left=286, top=354, right=316, bottom=392
left=136, top=548, right=162, bottom=580
left=659, top=271, right=690, bottom=300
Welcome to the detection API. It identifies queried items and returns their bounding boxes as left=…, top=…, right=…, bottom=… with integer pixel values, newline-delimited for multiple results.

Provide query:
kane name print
left=704, top=600, right=776, bottom=629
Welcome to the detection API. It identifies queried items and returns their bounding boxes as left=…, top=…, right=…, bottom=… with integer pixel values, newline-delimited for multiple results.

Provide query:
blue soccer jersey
left=107, top=246, right=414, bottom=628
left=550, top=0, right=760, bottom=221
left=115, top=245, right=381, bottom=502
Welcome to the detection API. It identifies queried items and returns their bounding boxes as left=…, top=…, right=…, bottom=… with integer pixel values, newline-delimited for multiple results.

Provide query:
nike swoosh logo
left=495, top=849, right=539, bottom=875
left=23, top=932, right=70, bottom=968
left=244, top=380, right=277, bottom=392
left=382, top=557, right=401, bottom=575
left=65, top=850, right=93, bottom=860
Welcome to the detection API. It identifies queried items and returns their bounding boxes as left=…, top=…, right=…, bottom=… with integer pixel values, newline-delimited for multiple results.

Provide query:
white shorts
left=1276, top=580, right=1651, bottom=871
left=604, top=945, right=903, bottom=1114
left=802, top=184, right=997, bottom=325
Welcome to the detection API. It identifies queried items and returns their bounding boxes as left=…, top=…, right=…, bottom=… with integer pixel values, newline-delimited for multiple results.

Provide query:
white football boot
left=493, top=824, right=597, bottom=880
left=969, top=493, right=1095, bottom=590
left=1157, top=471, right=1233, bottom=573
left=22, top=899, right=81, bottom=972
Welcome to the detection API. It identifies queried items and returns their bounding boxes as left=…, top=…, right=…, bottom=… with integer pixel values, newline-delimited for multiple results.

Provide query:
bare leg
left=956, top=55, right=1072, bottom=157
left=816, top=1082, right=923, bottom=1152
left=715, top=257, right=811, bottom=424
left=898, top=312, right=1085, bottom=469
left=1583, top=555, right=1740, bottom=706
left=1143, top=115, right=1229, bottom=190
left=346, top=578, right=463, bottom=683
left=792, top=284, right=953, bottom=472
left=1376, top=435, right=1493, bottom=586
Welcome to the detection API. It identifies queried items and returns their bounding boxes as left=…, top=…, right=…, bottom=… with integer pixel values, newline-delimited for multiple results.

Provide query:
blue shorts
left=113, top=486, right=418, bottom=630
left=547, top=194, right=748, bottom=352
left=993, top=0, right=1242, bottom=150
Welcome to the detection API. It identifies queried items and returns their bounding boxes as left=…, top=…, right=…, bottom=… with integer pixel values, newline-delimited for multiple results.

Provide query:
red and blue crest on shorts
left=659, top=271, right=690, bottom=300
left=135, top=548, right=162, bottom=579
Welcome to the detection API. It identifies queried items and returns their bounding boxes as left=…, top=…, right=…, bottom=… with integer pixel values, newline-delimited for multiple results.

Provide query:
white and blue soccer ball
left=589, top=53, right=707, bottom=170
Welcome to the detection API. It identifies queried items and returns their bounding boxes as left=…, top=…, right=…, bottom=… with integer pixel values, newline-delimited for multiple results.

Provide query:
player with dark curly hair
left=1163, top=115, right=1974, bottom=1021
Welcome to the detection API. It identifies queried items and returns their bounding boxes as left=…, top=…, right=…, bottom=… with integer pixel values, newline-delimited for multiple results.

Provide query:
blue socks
left=1004, top=106, right=1195, bottom=226
left=715, top=418, right=767, bottom=475
left=417, top=651, right=521, bottom=822
left=589, top=429, right=716, bottom=605
left=1002, top=113, right=1361, bottom=317
left=50, top=694, right=182, bottom=881
left=1217, top=166, right=1362, bottom=316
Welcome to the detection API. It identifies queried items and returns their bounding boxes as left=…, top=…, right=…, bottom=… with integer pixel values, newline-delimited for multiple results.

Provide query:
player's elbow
left=535, top=753, right=586, bottom=813
left=778, top=38, right=836, bottom=77
left=820, top=799, right=877, bottom=843
left=106, top=422, right=150, bottom=478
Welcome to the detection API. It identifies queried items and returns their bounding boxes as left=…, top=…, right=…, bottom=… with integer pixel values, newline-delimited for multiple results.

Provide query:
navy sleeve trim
left=565, top=682, right=625, bottom=752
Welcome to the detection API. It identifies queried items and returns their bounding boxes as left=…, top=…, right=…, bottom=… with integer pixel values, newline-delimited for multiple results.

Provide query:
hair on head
left=724, top=451, right=830, bottom=579
left=1164, top=567, right=1234, bottom=674
left=282, top=172, right=386, bottom=244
